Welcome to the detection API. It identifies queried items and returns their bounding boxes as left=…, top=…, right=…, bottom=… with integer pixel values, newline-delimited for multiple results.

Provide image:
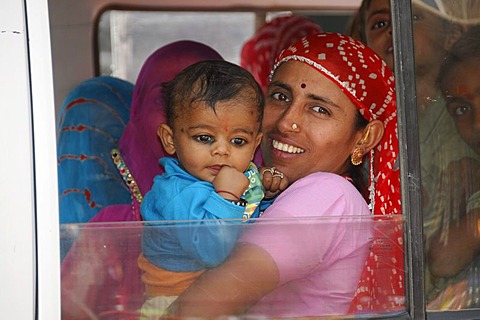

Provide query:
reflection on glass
left=60, top=216, right=405, bottom=319
left=347, top=0, right=480, bottom=312
left=98, top=11, right=256, bottom=82
left=412, top=0, right=480, bottom=312
left=426, top=21, right=480, bottom=310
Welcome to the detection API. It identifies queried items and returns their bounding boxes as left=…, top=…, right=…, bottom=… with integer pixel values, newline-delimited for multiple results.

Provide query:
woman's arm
left=167, top=243, right=279, bottom=317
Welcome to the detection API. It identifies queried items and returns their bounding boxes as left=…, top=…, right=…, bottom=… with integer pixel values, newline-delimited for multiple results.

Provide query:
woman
left=60, top=40, right=223, bottom=319
left=167, top=32, right=402, bottom=318
left=57, top=76, right=134, bottom=225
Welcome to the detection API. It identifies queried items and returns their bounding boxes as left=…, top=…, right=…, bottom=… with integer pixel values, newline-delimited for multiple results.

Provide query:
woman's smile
left=261, top=60, right=362, bottom=183
left=272, top=139, right=305, bottom=154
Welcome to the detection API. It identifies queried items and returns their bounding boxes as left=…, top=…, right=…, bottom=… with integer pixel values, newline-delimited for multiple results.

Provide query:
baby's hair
left=163, top=60, right=264, bottom=127
left=438, top=24, right=480, bottom=90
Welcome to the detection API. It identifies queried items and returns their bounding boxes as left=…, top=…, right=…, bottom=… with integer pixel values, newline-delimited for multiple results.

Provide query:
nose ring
left=292, top=123, right=298, bottom=130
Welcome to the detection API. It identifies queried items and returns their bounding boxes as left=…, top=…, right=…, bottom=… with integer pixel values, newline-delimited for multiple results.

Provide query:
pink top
left=241, top=172, right=372, bottom=317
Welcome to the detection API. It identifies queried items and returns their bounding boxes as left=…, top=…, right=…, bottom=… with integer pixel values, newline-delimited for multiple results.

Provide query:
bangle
left=217, top=190, right=240, bottom=200
left=229, top=199, right=247, bottom=207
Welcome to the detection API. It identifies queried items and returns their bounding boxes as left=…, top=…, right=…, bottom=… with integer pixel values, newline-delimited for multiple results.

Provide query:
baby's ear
left=157, top=123, right=176, bottom=155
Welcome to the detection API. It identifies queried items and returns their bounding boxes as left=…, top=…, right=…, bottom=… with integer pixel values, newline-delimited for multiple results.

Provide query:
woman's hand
left=213, top=166, right=249, bottom=200
left=260, top=167, right=289, bottom=198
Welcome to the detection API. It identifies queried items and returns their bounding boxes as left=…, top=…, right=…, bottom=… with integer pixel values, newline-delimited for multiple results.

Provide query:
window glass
left=97, top=10, right=353, bottom=83
left=98, top=11, right=256, bottom=82
left=60, top=6, right=411, bottom=319
left=60, top=216, right=407, bottom=318
left=408, top=0, right=480, bottom=312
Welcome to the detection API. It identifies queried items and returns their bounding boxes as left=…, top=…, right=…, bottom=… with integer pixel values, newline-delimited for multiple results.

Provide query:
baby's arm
left=213, top=166, right=249, bottom=201
left=260, top=167, right=289, bottom=199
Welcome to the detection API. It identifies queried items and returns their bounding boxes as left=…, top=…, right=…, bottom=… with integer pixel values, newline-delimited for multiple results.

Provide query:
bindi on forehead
left=456, top=85, right=468, bottom=95
left=301, top=83, right=306, bottom=89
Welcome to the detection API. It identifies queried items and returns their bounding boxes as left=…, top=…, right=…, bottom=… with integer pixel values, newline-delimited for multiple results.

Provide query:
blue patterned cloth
left=57, top=76, right=134, bottom=224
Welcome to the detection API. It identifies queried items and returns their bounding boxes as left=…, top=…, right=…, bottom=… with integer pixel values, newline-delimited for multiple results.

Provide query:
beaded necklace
left=111, top=148, right=143, bottom=221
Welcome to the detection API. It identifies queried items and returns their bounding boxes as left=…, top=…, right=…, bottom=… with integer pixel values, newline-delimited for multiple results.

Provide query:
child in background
left=348, top=0, right=480, bottom=309
left=138, top=59, right=287, bottom=317
left=439, top=24, right=480, bottom=157
left=427, top=24, right=480, bottom=309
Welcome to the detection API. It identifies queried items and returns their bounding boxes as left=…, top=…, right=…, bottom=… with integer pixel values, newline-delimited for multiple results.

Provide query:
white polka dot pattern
left=272, top=33, right=404, bottom=313
left=240, top=14, right=322, bottom=92
left=273, top=32, right=400, bottom=216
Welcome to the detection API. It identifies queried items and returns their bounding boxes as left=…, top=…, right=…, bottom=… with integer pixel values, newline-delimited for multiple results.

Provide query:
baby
left=138, top=59, right=285, bottom=317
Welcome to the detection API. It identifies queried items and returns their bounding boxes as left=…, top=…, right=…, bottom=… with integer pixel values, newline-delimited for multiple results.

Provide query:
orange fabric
left=137, top=254, right=205, bottom=297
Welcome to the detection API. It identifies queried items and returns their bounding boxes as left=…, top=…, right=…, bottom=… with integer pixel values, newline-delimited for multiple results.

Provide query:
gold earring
left=361, top=126, right=371, bottom=143
left=351, top=147, right=364, bottom=166
left=350, top=126, right=371, bottom=165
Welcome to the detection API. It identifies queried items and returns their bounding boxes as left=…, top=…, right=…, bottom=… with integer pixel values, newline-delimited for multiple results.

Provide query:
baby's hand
left=260, top=167, right=289, bottom=199
left=213, top=166, right=249, bottom=200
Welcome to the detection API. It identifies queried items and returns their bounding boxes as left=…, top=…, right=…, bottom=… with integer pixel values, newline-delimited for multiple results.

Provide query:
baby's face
left=442, top=58, right=480, bottom=155
left=170, top=99, right=262, bottom=182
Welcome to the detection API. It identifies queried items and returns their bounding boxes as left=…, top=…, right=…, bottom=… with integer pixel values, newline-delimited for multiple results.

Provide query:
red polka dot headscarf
left=272, top=32, right=401, bottom=216
left=273, top=32, right=404, bottom=312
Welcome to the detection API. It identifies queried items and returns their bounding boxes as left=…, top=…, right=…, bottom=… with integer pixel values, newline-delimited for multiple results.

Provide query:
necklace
left=111, top=148, right=143, bottom=220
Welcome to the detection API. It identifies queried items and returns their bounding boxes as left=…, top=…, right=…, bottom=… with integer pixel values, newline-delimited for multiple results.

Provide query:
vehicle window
left=408, top=0, right=480, bottom=313
left=60, top=216, right=406, bottom=318
left=96, top=10, right=353, bottom=83
left=98, top=11, right=257, bottom=82
left=58, top=6, right=414, bottom=319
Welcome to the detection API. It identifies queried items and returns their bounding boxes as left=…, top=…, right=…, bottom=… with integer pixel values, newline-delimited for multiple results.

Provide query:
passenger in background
left=138, top=59, right=277, bottom=318
left=428, top=25, right=480, bottom=309
left=348, top=0, right=480, bottom=305
left=57, top=76, right=133, bottom=225
left=168, top=32, right=402, bottom=318
left=240, top=13, right=322, bottom=93
left=61, top=40, right=223, bottom=319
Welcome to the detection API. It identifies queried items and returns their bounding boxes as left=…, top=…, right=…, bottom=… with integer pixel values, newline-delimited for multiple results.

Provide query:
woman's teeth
left=273, top=139, right=305, bottom=154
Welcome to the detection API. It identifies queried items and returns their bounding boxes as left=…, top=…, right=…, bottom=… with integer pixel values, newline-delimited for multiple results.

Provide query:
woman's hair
left=347, top=0, right=372, bottom=43
left=349, top=111, right=370, bottom=198
left=348, top=0, right=459, bottom=45
left=164, top=60, right=264, bottom=126
left=438, top=24, right=480, bottom=90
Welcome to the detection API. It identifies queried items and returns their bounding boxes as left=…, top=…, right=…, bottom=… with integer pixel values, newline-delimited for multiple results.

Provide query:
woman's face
left=261, top=61, right=364, bottom=183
